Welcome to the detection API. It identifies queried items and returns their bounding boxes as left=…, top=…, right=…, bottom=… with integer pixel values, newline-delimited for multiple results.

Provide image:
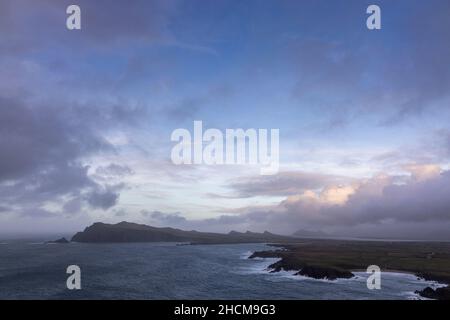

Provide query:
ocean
left=0, top=241, right=444, bottom=299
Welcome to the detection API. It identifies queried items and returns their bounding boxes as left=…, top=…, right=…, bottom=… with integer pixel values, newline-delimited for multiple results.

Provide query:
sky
left=1, top=0, right=450, bottom=239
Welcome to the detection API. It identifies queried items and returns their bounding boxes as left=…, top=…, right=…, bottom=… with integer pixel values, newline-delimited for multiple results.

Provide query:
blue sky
left=1, top=0, right=450, bottom=239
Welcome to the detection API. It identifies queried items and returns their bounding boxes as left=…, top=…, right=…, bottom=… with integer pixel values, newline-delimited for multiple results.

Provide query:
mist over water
left=0, top=242, right=443, bottom=299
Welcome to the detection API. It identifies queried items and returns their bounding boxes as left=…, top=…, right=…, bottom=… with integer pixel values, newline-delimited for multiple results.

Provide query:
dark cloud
left=62, top=198, right=83, bottom=215
left=0, top=0, right=185, bottom=102
left=86, top=187, right=121, bottom=211
left=0, top=96, right=104, bottom=181
left=0, top=82, right=145, bottom=211
left=0, top=71, right=143, bottom=219
left=0, top=95, right=105, bottom=213
left=113, top=208, right=128, bottom=217
left=0, top=0, right=177, bottom=55
left=0, top=0, right=157, bottom=220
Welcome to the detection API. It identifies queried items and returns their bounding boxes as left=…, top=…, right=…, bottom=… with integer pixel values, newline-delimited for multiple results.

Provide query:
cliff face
left=71, top=221, right=294, bottom=244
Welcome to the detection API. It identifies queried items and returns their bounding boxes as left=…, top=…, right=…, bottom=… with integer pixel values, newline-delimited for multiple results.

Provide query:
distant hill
left=292, top=229, right=328, bottom=239
left=71, top=221, right=296, bottom=244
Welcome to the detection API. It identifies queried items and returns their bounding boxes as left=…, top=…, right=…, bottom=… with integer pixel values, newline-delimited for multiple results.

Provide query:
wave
left=239, top=250, right=254, bottom=260
left=239, top=257, right=281, bottom=274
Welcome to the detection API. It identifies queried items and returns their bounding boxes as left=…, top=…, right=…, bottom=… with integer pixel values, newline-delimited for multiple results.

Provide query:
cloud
left=62, top=198, right=83, bottom=215
left=113, top=208, right=128, bottom=217
left=287, top=1, right=450, bottom=127
left=227, top=171, right=352, bottom=198
left=86, top=187, right=121, bottom=211
left=0, top=95, right=105, bottom=214
left=142, top=210, right=188, bottom=226
left=333, top=169, right=450, bottom=225
left=0, top=0, right=160, bottom=222
left=19, top=207, right=56, bottom=218
left=95, top=164, right=134, bottom=178
left=403, top=164, right=442, bottom=182
left=0, top=65, right=143, bottom=218
left=0, top=0, right=177, bottom=55
left=216, top=166, right=450, bottom=238
left=162, top=165, right=450, bottom=239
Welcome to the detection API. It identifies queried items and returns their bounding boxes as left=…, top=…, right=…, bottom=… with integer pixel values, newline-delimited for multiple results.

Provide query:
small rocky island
left=249, top=240, right=450, bottom=300
left=46, top=237, right=70, bottom=244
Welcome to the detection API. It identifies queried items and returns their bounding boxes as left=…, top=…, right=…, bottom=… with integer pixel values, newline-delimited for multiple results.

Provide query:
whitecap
left=239, top=250, right=253, bottom=260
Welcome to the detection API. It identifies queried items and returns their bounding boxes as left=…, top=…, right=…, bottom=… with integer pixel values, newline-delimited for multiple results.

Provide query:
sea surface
left=0, top=241, right=445, bottom=299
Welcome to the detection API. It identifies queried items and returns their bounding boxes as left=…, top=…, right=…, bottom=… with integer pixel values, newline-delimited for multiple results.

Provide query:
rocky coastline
left=249, top=249, right=354, bottom=281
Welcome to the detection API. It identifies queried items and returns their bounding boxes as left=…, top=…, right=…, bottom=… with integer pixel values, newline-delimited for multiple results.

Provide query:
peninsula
left=71, top=221, right=295, bottom=244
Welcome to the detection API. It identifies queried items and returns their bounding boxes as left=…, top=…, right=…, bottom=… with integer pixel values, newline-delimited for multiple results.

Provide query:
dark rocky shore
left=249, top=241, right=450, bottom=300
left=415, top=286, right=450, bottom=300
left=249, top=249, right=354, bottom=281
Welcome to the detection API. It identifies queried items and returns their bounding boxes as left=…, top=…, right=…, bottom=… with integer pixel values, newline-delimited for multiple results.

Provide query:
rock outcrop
left=296, top=265, right=353, bottom=280
left=415, top=286, right=450, bottom=300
